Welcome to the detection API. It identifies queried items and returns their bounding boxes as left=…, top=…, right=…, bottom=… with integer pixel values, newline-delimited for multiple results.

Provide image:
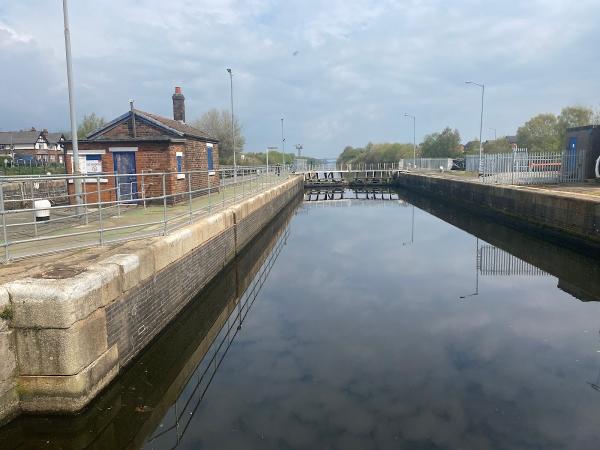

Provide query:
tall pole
left=404, top=114, right=416, bottom=165
left=62, top=0, right=83, bottom=210
left=281, top=118, right=285, bottom=166
left=227, top=68, right=236, bottom=181
left=466, top=81, right=485, bottom=173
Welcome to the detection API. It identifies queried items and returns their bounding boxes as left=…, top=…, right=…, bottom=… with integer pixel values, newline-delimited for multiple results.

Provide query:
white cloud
left=0, top=0, right=599, bottom=155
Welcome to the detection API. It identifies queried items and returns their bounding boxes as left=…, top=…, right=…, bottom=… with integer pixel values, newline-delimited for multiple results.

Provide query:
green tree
left=420, top=127, right=461, bottom=157
left=484, top=138, right=512, bottom=153
left=77, top=113, right=105, bottom=138
left=556, top=106, right=594, bottom=147
left=192, top=109, right=245, bottom=164
left=516, top=113, right=560, bottom=152
left=337, top=146, right=363, bottom=164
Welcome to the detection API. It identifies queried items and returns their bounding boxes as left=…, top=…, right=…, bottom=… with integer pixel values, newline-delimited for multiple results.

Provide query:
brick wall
left=106, top=227, right=236, bottom=366
left=105, top=178, right=302, bottom=368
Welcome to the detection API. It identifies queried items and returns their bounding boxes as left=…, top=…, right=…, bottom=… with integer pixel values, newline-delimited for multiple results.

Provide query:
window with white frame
left=176, top=151, right=185, bottom=179
left=207, top=143, right=215, bottom=174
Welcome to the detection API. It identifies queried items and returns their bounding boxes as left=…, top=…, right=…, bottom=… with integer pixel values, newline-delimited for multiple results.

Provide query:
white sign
left=86, top=159, right=103, bottom=174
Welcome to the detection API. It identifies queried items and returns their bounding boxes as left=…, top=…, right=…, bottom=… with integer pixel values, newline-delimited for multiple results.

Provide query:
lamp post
left=62, top=0, right=83, bottom=212
left=281, top=118, right=285, bottom=167
left=465, top=81, right=485, bottom=174
left=226, top=68, right=236, bottom=181
left=404, top=114, right=416, bottom=167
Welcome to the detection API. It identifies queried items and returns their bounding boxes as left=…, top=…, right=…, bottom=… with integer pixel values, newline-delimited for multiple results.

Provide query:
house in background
left=0, top=128, right=65, bottom=163
left=564, top=125, right=600, bottom=179
left=64, top=87, right=220, bottom=204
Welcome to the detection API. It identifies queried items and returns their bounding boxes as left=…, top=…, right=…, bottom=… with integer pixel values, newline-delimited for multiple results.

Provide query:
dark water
left=2, top=188, right=600, bottom=450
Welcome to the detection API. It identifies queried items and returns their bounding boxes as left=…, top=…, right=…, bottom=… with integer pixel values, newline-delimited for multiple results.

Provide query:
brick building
left=65, top=87, right=220, bottom=204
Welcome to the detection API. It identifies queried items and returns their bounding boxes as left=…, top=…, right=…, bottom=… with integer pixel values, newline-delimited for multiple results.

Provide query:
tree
left=556, top=106, right=594, bottom=147
left=484, top=138, right=512, bottom=153
left=516, top=113, right=560, bottom=152
left=192, top=109, right=245, bottom=164
left=420, top=127, right=461, bottom=157
left=77, top=113, right=105, bottom=138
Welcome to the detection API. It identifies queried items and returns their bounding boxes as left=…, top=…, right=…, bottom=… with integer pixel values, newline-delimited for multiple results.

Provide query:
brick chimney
left=172, top=87, right=185, bottom=122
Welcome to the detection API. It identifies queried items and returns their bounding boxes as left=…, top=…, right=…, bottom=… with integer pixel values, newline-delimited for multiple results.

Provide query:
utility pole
left=281, top=118, right=285, bottom=166
left=227, top=68, right=236, bottom=181
left=62, top=0, right=83, bottom=212
left=466, top=81, right=485, bottom=174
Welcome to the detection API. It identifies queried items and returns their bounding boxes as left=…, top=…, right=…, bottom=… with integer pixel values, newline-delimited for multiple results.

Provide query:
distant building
left=64, top=87, right=220, bottom=204
left=564, top=125, right=600, bottom=179
left=0, top=128, right=65, bottom=163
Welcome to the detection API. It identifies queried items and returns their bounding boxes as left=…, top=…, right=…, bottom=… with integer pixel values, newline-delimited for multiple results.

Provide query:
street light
left=62, top=0, right=83, bottom=212
left=281, top=117, right=285, bottom=167
left=404, top=113, right=416, bottom=166
left=226, top=68, right=236, bottom=181
left=465, top=81, right=485, bottom=174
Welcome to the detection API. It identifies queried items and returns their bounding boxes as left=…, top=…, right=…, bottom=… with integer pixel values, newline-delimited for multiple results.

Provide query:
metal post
left=227, top=68, right=237, bottom=182
left=0, top=182, right=9, bottom=262
left=30, top=180, right=38, bottom=237
left=97, top=176, right=103, bottom=244
left=188, top=171, right=193, bottom=223
left=466, top=81, right=485, bottom=174
left=208, top=170, right=212, bottom=214
left=281, top=118, right=285, bottom=166
left=141, top=171, right=146, bottom=209
left=62, top=0, right=83, bottom=214
left=162, top=173, right=167, bottom=235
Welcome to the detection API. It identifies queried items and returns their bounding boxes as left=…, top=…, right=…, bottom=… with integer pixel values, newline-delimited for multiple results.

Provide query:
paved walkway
left=0, top=173, right=289, bottom=265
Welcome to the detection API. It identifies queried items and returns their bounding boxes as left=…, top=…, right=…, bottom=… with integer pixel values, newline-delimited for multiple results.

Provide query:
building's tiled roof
left=46, top=132, right=65, bottom=144
left=134, top=109, right=215, bottom=140
left=86, top=109, right=217, bottom=142
left=0, top=130, right=40, bottom=145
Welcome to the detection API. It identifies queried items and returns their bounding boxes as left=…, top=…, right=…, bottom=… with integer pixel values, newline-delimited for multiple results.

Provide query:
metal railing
left=0, top=166, right=291, bottom=263
left=479, top=151, right=584, bottom=185
left=398, top=158, right=454, bottom=171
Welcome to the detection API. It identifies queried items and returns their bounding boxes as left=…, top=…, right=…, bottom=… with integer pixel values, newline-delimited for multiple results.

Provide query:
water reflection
left=2, top=188, right=600, bottom=450
left=0, top=198, right=299, bottom=450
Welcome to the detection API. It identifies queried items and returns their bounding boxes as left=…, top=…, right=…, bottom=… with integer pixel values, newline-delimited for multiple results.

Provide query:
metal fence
left=0, top=165, right=291, bottom=263
left=479, top=244, right=549, bottom=276
left=399, top=158, right=454, bottom=171
left=480, top=151, right=584, bottom=185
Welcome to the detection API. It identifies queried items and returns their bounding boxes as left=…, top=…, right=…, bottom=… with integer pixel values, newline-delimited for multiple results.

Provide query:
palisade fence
left=302, top=160, right=454, bottom=171
left=478, top=151, right=584, bottom=185
left=0, top=165, right=290, bottom=263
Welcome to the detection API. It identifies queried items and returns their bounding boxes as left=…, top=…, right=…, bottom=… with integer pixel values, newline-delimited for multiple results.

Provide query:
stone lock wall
left=394, top=172, right=600, bottom=252
left=0, top=175, right=303, bottom=424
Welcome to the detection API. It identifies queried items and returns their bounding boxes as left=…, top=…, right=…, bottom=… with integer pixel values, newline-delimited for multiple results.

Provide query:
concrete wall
left=0, top=175, right=303, bottom=424
left=394, top=172, right=600, bottom=253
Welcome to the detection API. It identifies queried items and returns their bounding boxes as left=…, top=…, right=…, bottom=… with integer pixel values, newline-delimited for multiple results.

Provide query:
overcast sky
left=1, top=0, right=599, bottom=158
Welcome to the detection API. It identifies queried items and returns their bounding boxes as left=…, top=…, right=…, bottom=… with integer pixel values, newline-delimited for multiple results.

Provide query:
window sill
left=68, top=178, right=108, bottom=184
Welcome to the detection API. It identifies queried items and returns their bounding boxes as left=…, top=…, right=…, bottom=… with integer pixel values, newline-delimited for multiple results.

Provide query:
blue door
left=113, top=152, right=137, bottom=201
left=564, top=137, right=577, bottom=176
